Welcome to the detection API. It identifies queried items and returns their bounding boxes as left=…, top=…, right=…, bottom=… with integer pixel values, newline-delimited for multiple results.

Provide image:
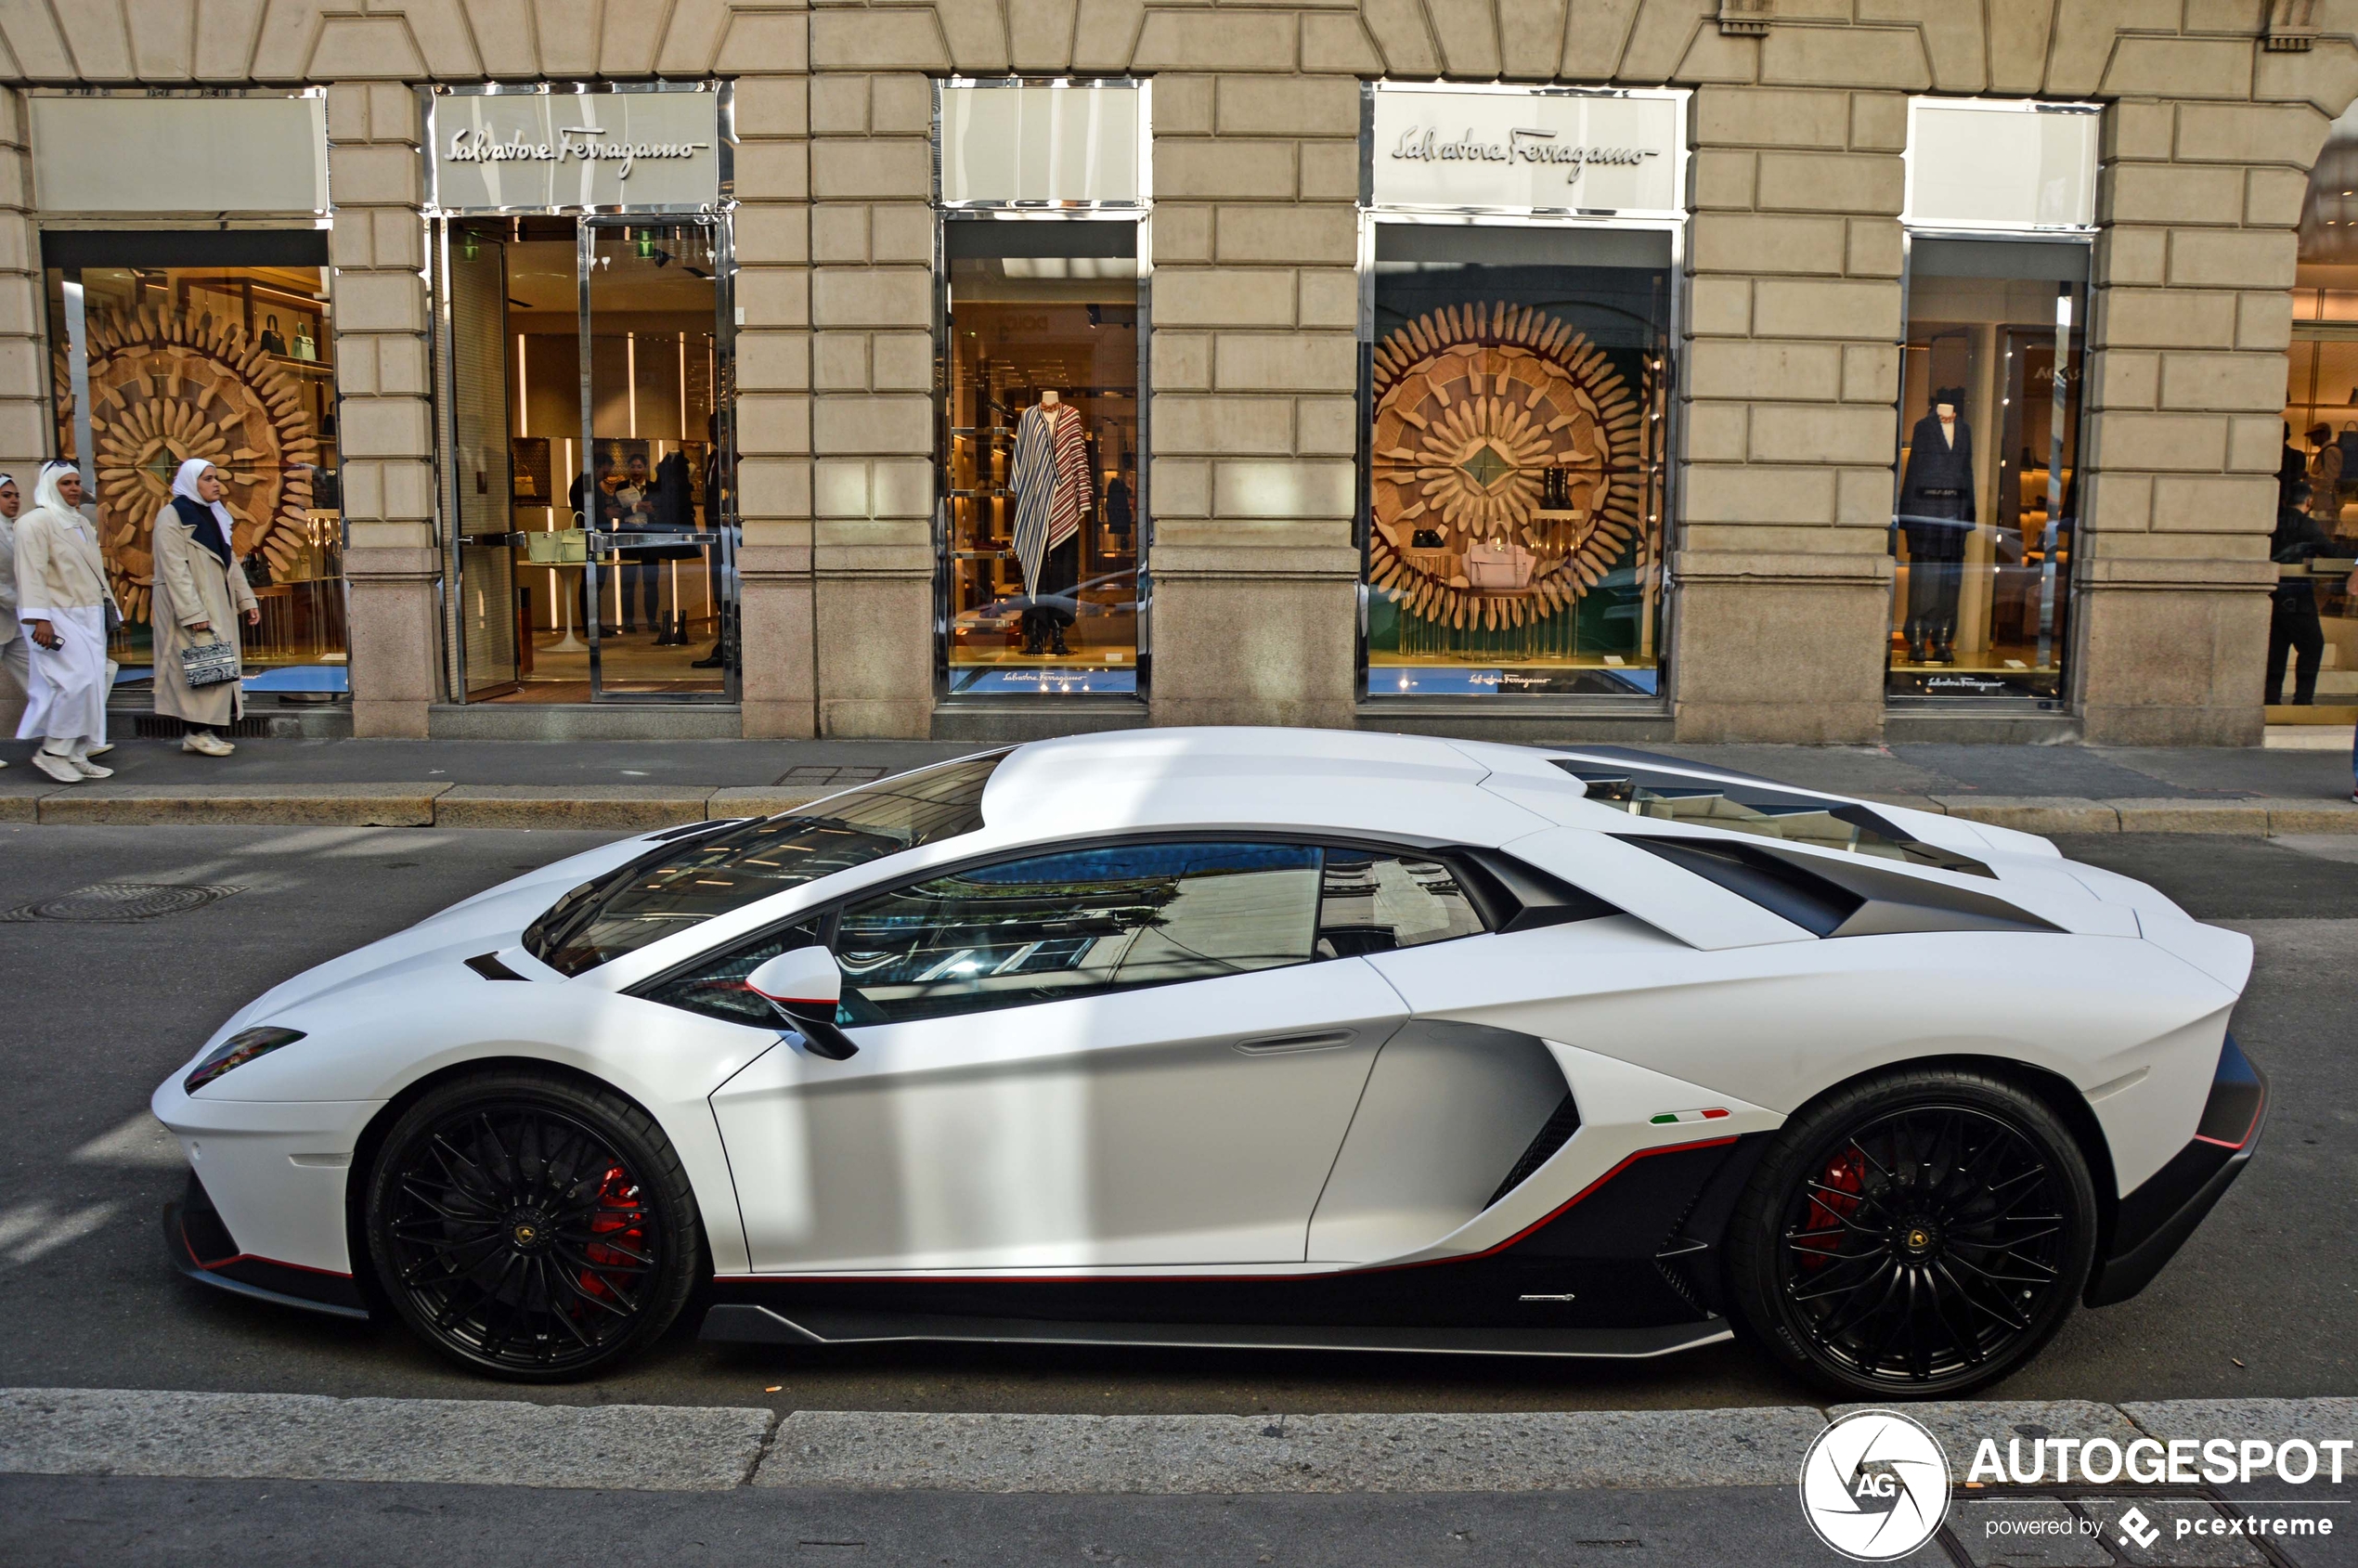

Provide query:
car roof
left=978, top=727, right=1573, bottom=849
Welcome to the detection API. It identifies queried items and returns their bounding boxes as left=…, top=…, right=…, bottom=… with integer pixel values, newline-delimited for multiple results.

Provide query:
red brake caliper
left=578, top=1163, right=647, bottom=1306
left=1795, top=1149, right=1865, bottom=1270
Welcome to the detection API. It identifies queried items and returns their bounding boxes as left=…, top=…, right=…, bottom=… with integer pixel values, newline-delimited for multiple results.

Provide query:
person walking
left=14, top=460, right=119, bottom=782
left=150, top=458, right=259, bottom=757
left=0, top=473, right=24, bottom=768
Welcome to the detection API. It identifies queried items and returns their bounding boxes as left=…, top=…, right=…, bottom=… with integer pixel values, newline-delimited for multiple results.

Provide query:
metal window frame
left=1354, top=82, right=1690, bottom=715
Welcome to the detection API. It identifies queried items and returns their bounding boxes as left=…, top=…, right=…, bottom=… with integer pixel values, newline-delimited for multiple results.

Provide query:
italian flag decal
left=1650, top=1108, right=1730, bottom=1125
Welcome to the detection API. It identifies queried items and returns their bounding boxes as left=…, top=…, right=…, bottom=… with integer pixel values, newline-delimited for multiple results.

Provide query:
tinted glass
left=835, top=842, right=1320, bottom=1024
left=525, top=751, right=1006, bottom=976
left=1314, top=852, right=1486, bottom=957
left=632, top=919, right=826, bottom=1028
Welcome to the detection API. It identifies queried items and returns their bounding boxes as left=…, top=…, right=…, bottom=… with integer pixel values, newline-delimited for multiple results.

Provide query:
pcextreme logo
left=1797, top=1410, right=1953, bottom=1562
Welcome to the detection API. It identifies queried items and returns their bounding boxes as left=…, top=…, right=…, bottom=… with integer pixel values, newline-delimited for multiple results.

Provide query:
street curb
left=2, top=1391, right=2351, bottom=1495
left=2, top=784, right=2353, bottom=833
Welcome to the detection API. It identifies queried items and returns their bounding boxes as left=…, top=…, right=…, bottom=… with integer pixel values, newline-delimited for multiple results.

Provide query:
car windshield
left=523, top=750, right=1010, bottom=976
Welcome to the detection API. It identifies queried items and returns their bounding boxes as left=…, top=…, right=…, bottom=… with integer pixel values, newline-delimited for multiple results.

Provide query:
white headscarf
left=169, top=457, right=237, bottom=567
left=31, top=460, right=82, bottom=523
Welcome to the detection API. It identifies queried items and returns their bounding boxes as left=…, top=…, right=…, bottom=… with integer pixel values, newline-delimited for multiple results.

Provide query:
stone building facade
left=2, top=2, right=2353, bottom=748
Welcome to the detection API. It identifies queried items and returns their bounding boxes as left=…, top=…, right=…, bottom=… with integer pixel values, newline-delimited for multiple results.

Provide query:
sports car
left=154, top=728, right=2264, bottom=1395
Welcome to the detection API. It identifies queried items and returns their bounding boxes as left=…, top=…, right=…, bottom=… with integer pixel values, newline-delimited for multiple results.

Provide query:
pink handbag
left=1464, top=537, right=1535, bottom=590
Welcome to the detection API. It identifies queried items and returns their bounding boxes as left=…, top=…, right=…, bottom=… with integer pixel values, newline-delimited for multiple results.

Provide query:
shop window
left=939, top=219, right=1143, bottom=697
left=2274, top=104, right=2358, bottom=719
left=1365, top=224, right=1671, bottom=700
left=45, top=236, right=345, bottom=699
left=1887, top=239, right=2086, bottom=703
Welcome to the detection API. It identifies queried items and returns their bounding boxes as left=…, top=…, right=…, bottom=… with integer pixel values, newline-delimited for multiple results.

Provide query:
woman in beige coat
left=151, top=458, right=260, bottom=757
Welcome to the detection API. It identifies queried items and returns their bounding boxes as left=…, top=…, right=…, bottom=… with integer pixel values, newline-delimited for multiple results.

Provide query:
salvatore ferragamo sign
left=431, top=88, right=723, bottom=213
left=1369, top=87, right=1683, bottom=214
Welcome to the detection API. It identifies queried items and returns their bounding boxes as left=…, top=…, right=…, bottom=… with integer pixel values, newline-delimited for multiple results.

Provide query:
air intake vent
left=1489, top=1092, right=1582, bottom=1208
left=1619, top=835, right=2059, bottom=940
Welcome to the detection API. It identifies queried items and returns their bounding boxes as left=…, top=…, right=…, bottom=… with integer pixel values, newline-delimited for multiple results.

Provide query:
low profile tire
left=1726, top=1067, right=2097, bottom=1399
left=364, top=1069, right=702, bottom=1381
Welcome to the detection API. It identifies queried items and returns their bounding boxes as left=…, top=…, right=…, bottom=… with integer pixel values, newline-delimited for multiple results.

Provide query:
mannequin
left=1008, top=390, right=1092, bottom=655
left=1896, top=384, right=1975, bottom=664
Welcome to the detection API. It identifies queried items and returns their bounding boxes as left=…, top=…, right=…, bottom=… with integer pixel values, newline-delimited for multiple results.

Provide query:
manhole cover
left=0, top=884, right=242, bottom=923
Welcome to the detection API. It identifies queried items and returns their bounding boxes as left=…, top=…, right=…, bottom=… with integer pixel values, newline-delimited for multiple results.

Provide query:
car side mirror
left=745, top=947, right=859, bottom=1060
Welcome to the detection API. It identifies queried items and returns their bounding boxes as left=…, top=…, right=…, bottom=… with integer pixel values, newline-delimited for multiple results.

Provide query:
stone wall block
left=735, top=203, right=812, bottom=267
left=1154, top=394, right=1299, bottom=456
left=1690, top=213, right=1848, bottom=276
left=739, top=330, right=813, bottom=393
left=1153, top=331, right=1212, bottom=391
left=742, top=266, right=814, bottom=329
left=810, top=76, right=871, bottom=136
left=1155, top=267, right=1299, bottom=327
left=1213, top=332, right=1357, bottom=393
left=2088, top=349, right=2161, bottom=410
left=741, top=393, right=815, bottom=455
left=1758, top=24, right=1932, bottom=92
left=1754, top=151, right=1905, bottom=216
left=1751, top=279, right=1901, bottom=340
left=2105, top=162, right=2248, bottom=227
left=1846, top=219, right=1902, bottom=278
left=872, top=205, right=933, bottom=265
left=1156, top=140, right=1297, bottom=201
left=1152, top=204, right=1214, bottom=265
left=1686, top=338, right=1845, bottom=402
left=1302, top=13, right=1383, bottom=73
left=810, top=268, right=927, bottom=330
left=1134, top=11, right=1299, bottom=71
left=1841, top=341, right=1899, bottom=402
left=1009, top=0, right=1079, bottom=71
left=812, top=395, right=933, bottom=457
left=1298, top=270, right=1358, bottom=330
left=1847, top=91, right=1908, bottom=152
left=732, top=76, right=811, bottom=140
left=735, top=139, right=813, bottom=202
left=719, top=11, right=814, bottom=71
left=811, top=139, right=931, bottom=202
left=2085, top=410, right=2231, bottom=473
left=2246, top=166, right=2312, bottom=228
left=810, top=12, right=952, bottom=71
left=1694, top=86, right=1850, bottom=149
left=1215, top=205, right=1357, bottom=265
left=331, top=270, right=426, bottom=334
left=2167, top=229, right=2298, bottom=292
left=1681, top=463, right=1837, bottom=525
left=1074, top=0, right=1148, bottom=70
left=1214, top=75, right=1360, bottom=137
left=328, top=143, right=422, bottom=205
left=2097, top=289, right=2238, bottom=351
left=2173, top=102, right=2332, bottom=167
left=1691, top=149, right=1757, bottom=210
left=2159, top=351, right=2300, bottom=413
left=1746, top=404, right=1898, bottom=467
left=811, top=206, right=871, bottom=265
left=1154, top=75, right=1215, bottom=137
left=2150, top=473, right=2278, bottom=531
left=872, top=76, right=935, bottom=137
left=1211, top=458, right=1356, bottom=519
left=2098, top=227, right=2170, bottom=289
left=2236, top=290, right=2296, bottom=352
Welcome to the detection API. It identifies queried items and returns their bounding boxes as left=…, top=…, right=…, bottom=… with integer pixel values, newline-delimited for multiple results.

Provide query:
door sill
left=699, top=1303, right=1727, bottom=1360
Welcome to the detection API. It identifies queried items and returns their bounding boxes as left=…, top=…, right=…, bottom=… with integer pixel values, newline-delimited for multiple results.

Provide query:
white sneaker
left=183, top=732, right=235, bottom=757
left=32, top=749, right=81, bottom=784
left=82, top=743, right=112, bottom=758
left=71, top=757, right=113, bottom=778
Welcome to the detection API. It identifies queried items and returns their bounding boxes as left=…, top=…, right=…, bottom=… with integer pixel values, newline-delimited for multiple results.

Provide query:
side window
left=634, top=918, right=827, bottom=1028
left=1315, top=850, right=1488, bottom=958
left=834, top=842, right=1321, bottom=1025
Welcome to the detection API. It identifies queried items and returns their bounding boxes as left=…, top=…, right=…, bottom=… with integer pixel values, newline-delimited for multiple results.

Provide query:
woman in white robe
left=13, top=461, right=119, bottom=784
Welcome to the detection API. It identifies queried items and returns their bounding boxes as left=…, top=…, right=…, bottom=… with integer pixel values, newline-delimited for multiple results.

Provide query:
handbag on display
left=1464, top=536, right=1535, bottom=591
left=179, top=638, right=240, bottom=689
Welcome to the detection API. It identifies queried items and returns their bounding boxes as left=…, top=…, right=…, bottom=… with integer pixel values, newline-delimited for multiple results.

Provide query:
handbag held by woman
left=179, top=638, right=240, bottom=689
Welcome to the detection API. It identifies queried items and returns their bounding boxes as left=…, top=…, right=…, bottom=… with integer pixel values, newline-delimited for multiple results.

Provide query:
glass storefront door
left=444, top=214, right=733, bottom=704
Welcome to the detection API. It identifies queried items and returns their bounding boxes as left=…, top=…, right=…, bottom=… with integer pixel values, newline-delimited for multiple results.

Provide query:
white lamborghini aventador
left=154, top=729, right=2264, bottom=1396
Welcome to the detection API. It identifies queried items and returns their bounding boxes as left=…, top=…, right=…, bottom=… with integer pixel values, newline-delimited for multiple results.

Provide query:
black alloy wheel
left=364, top=1069, right=701, bottom=1381
left=1728, top=1069, right=2096, bottom=1398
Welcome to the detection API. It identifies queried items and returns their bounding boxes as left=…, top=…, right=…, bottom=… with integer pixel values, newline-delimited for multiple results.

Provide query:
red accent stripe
left=2193, top=1083, right=2266, bottom=1150
left=175, top=1217, right=353, bottom=1280
left=712, top=1134, right=1743, bottom=1286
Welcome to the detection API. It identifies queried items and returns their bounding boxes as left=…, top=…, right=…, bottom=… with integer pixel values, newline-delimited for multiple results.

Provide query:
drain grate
left=0, top=883, right=243, bottom=923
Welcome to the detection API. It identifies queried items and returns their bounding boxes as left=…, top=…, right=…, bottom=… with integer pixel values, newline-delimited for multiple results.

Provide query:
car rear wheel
left=1726, top=1068, right=2097, bottom=1399
left=363, top=1069, right=701, bottom=1381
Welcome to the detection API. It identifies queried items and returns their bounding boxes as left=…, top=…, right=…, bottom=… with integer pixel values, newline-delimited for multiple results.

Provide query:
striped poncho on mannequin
left=1009, top=400, right=1092, bottom=598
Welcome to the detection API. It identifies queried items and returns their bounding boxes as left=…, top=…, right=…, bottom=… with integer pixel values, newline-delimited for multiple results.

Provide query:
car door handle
left=1234, top=1030, right=1355, bottom=1056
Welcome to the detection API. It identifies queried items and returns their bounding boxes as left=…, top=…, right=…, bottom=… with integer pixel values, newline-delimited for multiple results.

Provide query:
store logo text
left=446, top=125, right=711, bottom=180
left=1388, top=124, right=1658, bottom=183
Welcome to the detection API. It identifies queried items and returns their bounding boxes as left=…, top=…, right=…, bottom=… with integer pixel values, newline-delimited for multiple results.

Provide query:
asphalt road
left=0, top=823, right=2352, bottom=1413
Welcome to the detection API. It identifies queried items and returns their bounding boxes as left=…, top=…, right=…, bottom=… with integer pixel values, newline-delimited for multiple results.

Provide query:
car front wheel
left=363, top=1069, right=702, bottom=1381
left=1727, top=1068, right=2098, bottom=1399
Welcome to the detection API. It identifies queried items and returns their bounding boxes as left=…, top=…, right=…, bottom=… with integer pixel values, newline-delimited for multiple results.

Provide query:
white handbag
left=1464, top=537, right=1535, bottom=591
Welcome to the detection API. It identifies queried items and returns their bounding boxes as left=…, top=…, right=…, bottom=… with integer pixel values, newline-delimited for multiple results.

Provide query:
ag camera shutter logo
left=1798, top=1410, right=1953, bottom=1561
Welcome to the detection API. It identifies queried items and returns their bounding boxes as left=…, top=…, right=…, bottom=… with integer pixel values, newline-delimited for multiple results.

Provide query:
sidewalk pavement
left=3, top=732, right=2355, bottom=833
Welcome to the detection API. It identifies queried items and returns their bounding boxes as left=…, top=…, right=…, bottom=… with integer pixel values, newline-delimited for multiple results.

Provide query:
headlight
left=185, top=1027, right=307, bottom=1094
